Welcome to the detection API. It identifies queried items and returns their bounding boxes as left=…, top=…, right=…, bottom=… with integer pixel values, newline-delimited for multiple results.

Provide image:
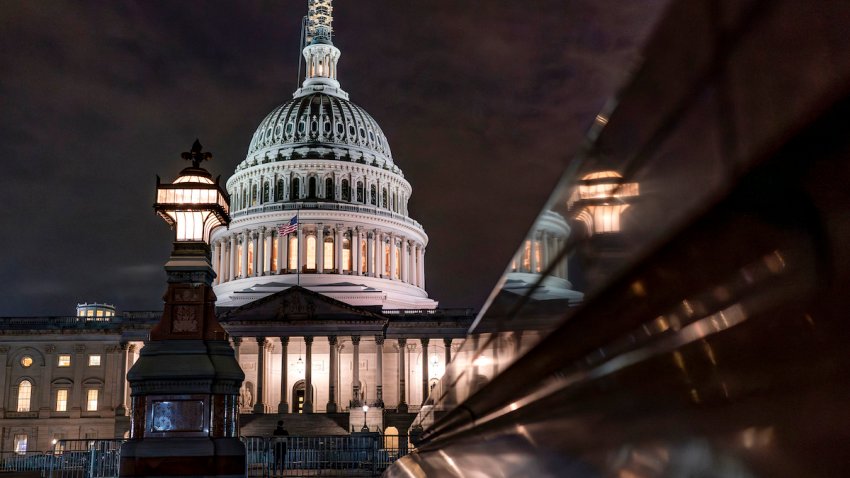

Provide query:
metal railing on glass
left=243, top=434, right=409, bottom=477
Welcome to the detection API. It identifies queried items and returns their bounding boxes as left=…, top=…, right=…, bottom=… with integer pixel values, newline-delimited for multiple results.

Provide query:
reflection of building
left=568, top=170, right=639, bottom=236
left=0, top=0, right=473, bottom=451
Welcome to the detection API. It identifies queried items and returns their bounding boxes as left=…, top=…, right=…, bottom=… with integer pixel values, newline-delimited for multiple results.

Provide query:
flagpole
left=296, top=209, right=301, bottom=287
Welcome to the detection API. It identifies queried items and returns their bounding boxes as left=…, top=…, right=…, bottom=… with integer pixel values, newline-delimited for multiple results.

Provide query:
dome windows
left=341, top=179, right=351, bottom=201
left=286, top=123, right=294, bottom=135
left=311, top=120, right=318, bottom=134
left=298, top=122, right=306, bottom=134
left=359, top=127, right=366, bottom=139
left=336, top=122, right=344, bottom=136
left=275, top=125, right=282, bottom=138
left=325, top=178, right=334, bottom=200
left=348, top=124, right=356, bottom=137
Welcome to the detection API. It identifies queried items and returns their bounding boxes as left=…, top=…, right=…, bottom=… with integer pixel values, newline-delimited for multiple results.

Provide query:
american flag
left=277, top=215, right=299, bottom=236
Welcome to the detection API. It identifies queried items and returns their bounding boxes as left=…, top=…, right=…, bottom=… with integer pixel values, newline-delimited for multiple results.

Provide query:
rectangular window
left=17, top=381, right=32, bottom=412
left=88, top=355, right=101, bottom=366
left=13, top=435, right=27, bottom=455
left=58, top=355, right=71, bottom=367
left=86, top=389, right=98, bottom=411
left=56, top=389, right=68, bottom=412
left=324, top=240, right=334, bottom=270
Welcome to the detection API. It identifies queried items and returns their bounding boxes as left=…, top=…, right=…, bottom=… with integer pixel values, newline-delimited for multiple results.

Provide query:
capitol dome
left=241, top=93, right=397, bottom=172
left=209, top=1, right=437, bottom=310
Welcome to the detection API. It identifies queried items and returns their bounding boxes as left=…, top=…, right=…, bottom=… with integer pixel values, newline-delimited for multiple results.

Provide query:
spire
left=295, top=0, right=348, bottom=99
left=306, top=0, right=333, bottom=45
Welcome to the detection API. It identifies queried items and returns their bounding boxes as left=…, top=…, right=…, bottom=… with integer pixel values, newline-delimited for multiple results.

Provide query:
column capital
left=119, top=341, right=129, bottom=351
left=351, top=335, right=361, bottom=345
left=279, top=336, right=289, bottom=346
left=328, top=336, right=338, bottom=346
left=397, top=338, right=407, bottom=346
left=304, top=336, right=314, bottom=345
left=375, top=336, right=385, bottom=346
left=420, top=338, right=430, bottom=347
left=256, top=336, right=267, bottom=346
left=232, top=336, right=242, bottom=346
left=443, top=338, right=453, bottom=348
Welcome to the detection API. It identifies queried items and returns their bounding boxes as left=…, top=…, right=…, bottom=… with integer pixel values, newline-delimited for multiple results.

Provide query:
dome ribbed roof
left=245, top=93, right=394, bottom=167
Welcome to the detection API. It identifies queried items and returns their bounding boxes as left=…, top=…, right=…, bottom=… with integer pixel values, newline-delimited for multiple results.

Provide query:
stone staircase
left=239, top=413, right=350, bottom=437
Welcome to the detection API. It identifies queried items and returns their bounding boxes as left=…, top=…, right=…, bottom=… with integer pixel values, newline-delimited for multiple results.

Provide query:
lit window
left=86, top=389, right=98, bottom=411
left=88, top=355, right=101, bottom=367
left=395, top=244, right=401, bottom=279
left=14, top=435, right=27, bottom=455
left=20, top=356, right=32, bottom=368
left=360, top=241, right=367, bottom=273
left=384, top=244, right=390, bottom=276
left=56, top=390, right=68, bottom=412
left=324, top=238, right=334, bottom=270
left=306, top=235, right=317, bottom=270
left=247, top=242, right=254, bottom=276
left=342, top=239, right=352, bottom=272
left=58, top=355, right=71, bottom=367
left=271, top=237, right=278, bottom=272
left=17, top=380, right=32, bottom=412
left=288, top=236, right=298, bottom=270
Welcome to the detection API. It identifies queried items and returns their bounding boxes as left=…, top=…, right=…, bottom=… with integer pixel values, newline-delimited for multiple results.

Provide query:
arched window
left=241, top=190, right=248, bottom=209
left=251, top=184, right=258, bottom=206
left=247, top=241, right=254, bottom=276
left=308, top=177, right=317, bottom=198
left=384, top=242, right=391, bottom=277
left=291, top=177, right=301, bottom=200
left=306, top=235, right=317, bottom=270
left=17, top=380, right=32, bottom=412
left=288, top=236, right=298, bottom=270
left=324, top=236, right=334, bottom=270
left=395, top=243, right=401, bottom=279
left=370, top=185, right=377, bottom=206
left=356, top=182, right=364, bottom=203
left=262, top=182, right=270, bottom=203
left=325, top=178, right=334, bottom=200
left=361, top=240, right=367, bottom=273
left=382, top=189, right=388, bottom=209
left=276, top=179, right=285, bottom=201
left=340, top=179, right=350, bottom=201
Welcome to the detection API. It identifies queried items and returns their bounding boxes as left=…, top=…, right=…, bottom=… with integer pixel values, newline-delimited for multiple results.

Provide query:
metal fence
left=0, top=439, right=122, bottom=477
left=0, top=435, right=407, bottom=478
left=243, top=434, right=409, bottom=477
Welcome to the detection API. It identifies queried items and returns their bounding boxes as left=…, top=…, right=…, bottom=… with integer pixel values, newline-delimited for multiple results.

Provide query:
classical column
left=241, top=230, right=249, bottom=278
left=263, top=229, right=272, bottom=275
left=278, top=337, right=289, bottom=413
left=530, top=236, right=538, bottom=273
left=444, top=338, right=453, bottom=365
left=375, top=336, right=384, bottom=407
left=211, top=241, right=220, bottom=284
left=253, top=337, right=266, bottom=413
left=421, top=338, right=430, bottom=404
left=317, top=224, right=325, bottom=273
left=0, top=347, right=8, bottom=413
left=411, top=244, right=419, bottom=287
left=419, top=247, right=426, bottom=289
left=326, top=336, right=338, bottom=413
left=351, top=336, right=361, bottom=406
left=407, top=241, right=414, bottom=285
left=400, top=239, right=408, bottom=283
left=115, top=342, right=130, bottom=415
left=366, top=231, right=374, bottom=277
left=541, top=231, right=550, bottom=270
left=232, top=337, right=242, bottom=362
left=336, top=226, right=344, bottom=274
left=298, top=226, right=306, bottom=272
left=229, top=234, right=237, bottom=281
left=304, top=336, right=313, bottom=413
left=41, top=345, right=55, bottom=414
left=397, top=339, right=407, bottom=413
left=252, top=230, right=261, bottom=277
left=218, top=240, right=227, bottom=284
left=71, top=344, right=85, bottom=416
left=389, top=235, right=397, bottom=280
left=278, top=231, right=287, bottom=273
left=353, top=228, right=362, bottom=275
left=378, top=233, right=385, bottom=278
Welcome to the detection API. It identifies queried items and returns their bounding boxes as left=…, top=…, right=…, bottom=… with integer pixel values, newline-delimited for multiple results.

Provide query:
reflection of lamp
left=568, top=170, right=639, bottom=235
left=361, top=405, right=369, bottom=432
left=429, top=352, right=440, bottom=379
left=472, top=355, right=492, bottom=368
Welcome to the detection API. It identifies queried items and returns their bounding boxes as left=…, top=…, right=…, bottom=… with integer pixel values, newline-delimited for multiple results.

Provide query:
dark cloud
left=0, top=0, right=667, bottom=315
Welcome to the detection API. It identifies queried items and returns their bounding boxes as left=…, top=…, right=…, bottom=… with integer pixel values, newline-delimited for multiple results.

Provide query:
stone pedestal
left=119, top=242, right=245, bottom=477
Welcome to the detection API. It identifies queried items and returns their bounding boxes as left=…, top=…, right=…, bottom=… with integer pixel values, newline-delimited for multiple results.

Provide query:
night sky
left=0, top=1, right=667, bottom=316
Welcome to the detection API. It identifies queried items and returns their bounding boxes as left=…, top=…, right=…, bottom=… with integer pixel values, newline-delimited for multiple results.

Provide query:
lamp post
left=119, top=140, right=245, bottom=477
left=361, top=404, right=369, bottom=432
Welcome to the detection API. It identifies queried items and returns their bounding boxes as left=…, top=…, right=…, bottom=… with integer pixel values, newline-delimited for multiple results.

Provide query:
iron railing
left=0, top=435, right=408, bottom=477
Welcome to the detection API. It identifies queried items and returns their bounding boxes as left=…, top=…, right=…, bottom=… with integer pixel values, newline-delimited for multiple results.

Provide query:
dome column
left=264, top=229, right=272, bottom=275
left=354, top=227, right=362, bottom=275
left=298, top=226, right=305, bottom=273
left=336, top=225, right=344, bottom=274
left=397, top=339, right=407, bottom=413
left=256, top=227, right=265, bottom=277
left=229, top=234, right=237, bottom=281
left=400, top=238, right=408, bottom=283
left=241, top=231, right=249, bottom=278
left=317, top=224, right=325, bottom=273
left=366, top=231, right=374, bottom=277
left=389, top=234, right=397, bottom=280
left=378, top=233, right=386, bottom=278
left=278, top=231, right=287, bottom=274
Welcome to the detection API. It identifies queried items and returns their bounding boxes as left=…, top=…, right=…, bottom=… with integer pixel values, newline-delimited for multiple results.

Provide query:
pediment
left=219, top=286, right=386, bottom=322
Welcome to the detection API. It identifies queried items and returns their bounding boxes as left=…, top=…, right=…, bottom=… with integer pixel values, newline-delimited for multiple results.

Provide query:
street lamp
left=361, top=404, right=369, bottom=432
left=120, top=140, right=245, bottom=477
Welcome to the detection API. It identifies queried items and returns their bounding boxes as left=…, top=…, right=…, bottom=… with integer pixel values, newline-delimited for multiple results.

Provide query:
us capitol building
left=0, top=0, right=596, bottom=453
